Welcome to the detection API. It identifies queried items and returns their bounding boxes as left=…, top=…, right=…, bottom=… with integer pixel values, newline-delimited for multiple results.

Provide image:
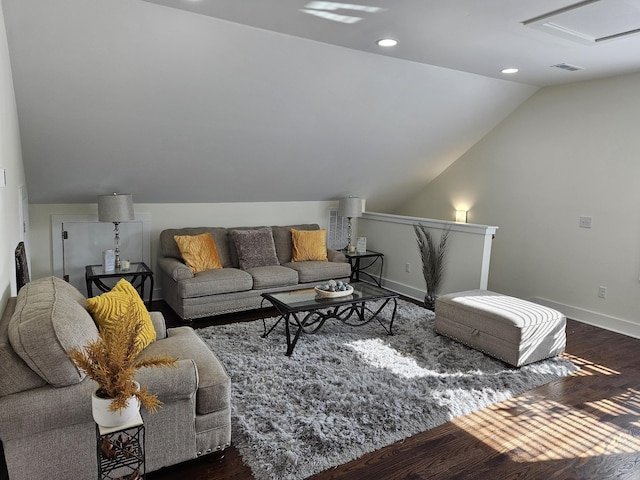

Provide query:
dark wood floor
left=148, top=300, right=640, bottom=480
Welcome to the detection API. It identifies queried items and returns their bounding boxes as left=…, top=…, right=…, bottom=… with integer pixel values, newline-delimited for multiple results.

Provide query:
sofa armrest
left=0, top=360, right=198, bottom=441
left=327, top=249, right=346, bottom=263
left=158, top=257, right=194, bottom=281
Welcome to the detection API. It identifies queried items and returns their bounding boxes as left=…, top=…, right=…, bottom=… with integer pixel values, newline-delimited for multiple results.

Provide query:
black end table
left=96, top=414, right=145, bottom=479
left=85, top=262, right=154, bottom=305
left=343, top=250, right=384, bottom=287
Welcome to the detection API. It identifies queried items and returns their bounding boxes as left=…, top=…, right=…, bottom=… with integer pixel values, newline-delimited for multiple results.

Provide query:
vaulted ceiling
left=3, top=0, right=640, bottom=211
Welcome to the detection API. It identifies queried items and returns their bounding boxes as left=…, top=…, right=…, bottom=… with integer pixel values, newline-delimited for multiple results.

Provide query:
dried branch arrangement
left=69, top=300, right=177, bottom=413
left=414, top=223, right=451, bottom=308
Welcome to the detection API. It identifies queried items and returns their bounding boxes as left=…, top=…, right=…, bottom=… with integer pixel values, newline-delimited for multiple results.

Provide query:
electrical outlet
left=405, top=262, right=411, bottom=273
left=579, top=216, right=592, bottom=228
left=598, top=286, right=607, bottom=299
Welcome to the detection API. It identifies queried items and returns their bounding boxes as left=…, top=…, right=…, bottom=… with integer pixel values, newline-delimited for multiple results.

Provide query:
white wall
left=29, top=200, right=338, bottom=297
left=397, top=72, right=640, bottom=338
left=358, top=212, right=497, bottom=301
left=29, top=202, right=499, bottom=303
left=0, top=2, right=26, bottom=311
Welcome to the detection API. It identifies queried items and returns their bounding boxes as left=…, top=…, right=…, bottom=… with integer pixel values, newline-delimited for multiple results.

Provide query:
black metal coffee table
left=261, top=282, right=398, bottom=356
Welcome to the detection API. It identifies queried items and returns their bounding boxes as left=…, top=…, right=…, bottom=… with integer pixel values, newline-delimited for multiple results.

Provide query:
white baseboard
left=530, top=297, right=640, bottom=340
left=379, top=278, right=424, bottom=303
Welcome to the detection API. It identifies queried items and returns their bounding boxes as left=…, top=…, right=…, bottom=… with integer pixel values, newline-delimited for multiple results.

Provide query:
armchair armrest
left=0, top=381, right=94, bottom=440
left=149, top=311, right=167, bottom=339
left=0, top=360, right=198, bottom=441
left=158, top=257, right=193, bottom=281
left=134, top=358, right=198, bottom=405
left=327, top=249, right=346, bottom=263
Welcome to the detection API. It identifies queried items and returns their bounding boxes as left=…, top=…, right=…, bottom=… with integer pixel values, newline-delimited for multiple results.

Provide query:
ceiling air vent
left=551, top=63, right=584, bottom=71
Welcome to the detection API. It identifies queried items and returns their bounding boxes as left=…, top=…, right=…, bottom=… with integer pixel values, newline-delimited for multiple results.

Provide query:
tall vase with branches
left=414, top=223, right=451, bottom=311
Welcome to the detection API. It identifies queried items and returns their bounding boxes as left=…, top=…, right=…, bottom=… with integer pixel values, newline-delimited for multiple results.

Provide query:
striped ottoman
left=434, top=289, right=566, bottom=367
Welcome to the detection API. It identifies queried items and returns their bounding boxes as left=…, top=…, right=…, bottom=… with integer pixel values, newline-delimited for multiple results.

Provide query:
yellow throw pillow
left=291, top=229, right=328, bottom=262
left=174, top=232, right=223, bottom=273
left=87, top=279, right=156, bottom=355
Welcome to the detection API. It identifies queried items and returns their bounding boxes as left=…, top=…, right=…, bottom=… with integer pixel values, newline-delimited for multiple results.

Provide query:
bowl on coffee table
left=314, top=280, right=353, bottom=298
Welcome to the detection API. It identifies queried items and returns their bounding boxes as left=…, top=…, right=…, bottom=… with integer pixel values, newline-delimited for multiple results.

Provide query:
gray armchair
left=0, top=276, right=231, bottom=479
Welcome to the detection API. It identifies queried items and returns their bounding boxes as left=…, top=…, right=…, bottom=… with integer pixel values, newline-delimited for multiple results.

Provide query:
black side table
left=86, top=262, right=154, bottom=305
left=344, top=250, right=384, bottom=287
left=96, top=414, right=145, bottom=479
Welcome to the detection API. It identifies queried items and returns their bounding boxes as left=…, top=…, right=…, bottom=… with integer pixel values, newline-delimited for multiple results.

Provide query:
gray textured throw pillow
left=231, top=227, right=280, bottom=270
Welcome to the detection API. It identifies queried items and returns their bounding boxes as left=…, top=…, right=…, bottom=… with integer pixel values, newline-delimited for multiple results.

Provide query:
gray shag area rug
left=196, top=299, right=578, bottom=480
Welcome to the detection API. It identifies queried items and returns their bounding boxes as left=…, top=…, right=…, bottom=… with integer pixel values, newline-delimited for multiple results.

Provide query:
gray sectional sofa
left=158, top=224, right=351, bottom=320
left=0, top=276, right=231, bottom=480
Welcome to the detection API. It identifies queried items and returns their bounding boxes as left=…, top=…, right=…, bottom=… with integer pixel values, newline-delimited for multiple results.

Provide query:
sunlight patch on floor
left=345, top=338, right=509, bottom=379
left=563, top=352, right=620, bottom=376
left=453, top=382, right=640, bottom=462
left=345, top=338, right=438, bottom=378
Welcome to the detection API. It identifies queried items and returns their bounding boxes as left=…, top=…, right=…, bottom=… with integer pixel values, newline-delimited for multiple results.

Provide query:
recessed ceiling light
left=377, top=38, right=398, bottom=47
left=501, top=67, right=519, bottom=74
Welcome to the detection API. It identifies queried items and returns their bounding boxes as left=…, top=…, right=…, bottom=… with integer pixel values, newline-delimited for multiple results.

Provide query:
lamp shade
left=98, top=194, right=135, bottom=223
left=338, top=197, right=362, bottom=218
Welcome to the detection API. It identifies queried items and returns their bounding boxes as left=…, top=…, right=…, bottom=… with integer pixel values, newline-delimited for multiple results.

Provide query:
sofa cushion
left=247, top=265, right=299, bottom=289
left=178, top=268, right=253, bottom=299
left=291, top=228, right=328, bottom=262
left=230, top=227, right=279, bottom=270
left=271, top=224, right=320, bottom=264
left=174, top=232, right=223, bottom=273
left=87, top=279, right=156, bottom=355
left=0, top=298, right=47, bottom=396
left=139, top=326, right=231, bottom=415
left=8, top=276, right=99, bottom=387
left=283, top=260, right=351, bottom=283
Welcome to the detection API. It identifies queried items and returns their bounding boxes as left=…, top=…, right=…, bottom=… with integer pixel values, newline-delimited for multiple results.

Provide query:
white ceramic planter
left=91, top=382, right=141, bottom=428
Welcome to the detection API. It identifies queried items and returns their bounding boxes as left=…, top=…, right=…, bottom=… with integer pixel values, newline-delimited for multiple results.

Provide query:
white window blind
left=326, top=208, right=348, bottom=250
